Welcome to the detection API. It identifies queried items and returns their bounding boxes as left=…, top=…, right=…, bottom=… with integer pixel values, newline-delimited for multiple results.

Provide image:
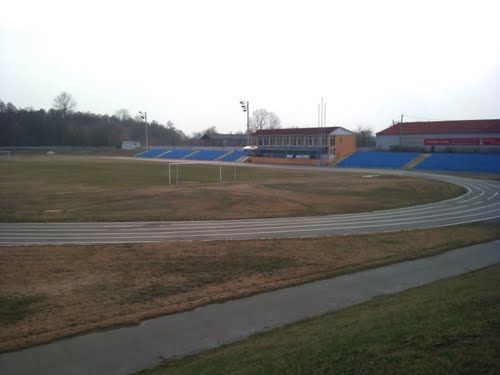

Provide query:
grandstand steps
left=157, top=150, right=172, bottom=158
left=216, top=151, right=232, bottom=161
left=404, top=153, right=431, bottom=170
left=329, top=154, right=351, bottom=167
left=183, top=150, right=199, bottom=159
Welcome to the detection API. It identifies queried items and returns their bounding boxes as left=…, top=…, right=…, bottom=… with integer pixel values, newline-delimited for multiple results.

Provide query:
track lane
left=1, top=170, right=499, bottom=245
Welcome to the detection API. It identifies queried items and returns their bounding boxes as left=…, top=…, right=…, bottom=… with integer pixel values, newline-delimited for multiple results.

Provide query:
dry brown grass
left=0, top=156, right=464, bottom=222
left=1, top=223, right=499, bottom=352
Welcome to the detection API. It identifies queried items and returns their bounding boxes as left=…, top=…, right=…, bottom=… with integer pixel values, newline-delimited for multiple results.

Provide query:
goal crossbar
left=167, top=162, right=237, bottom=185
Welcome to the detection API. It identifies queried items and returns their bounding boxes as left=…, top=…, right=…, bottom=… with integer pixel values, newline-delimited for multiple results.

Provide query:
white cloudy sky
left=1, top=0, right=499, bottom=134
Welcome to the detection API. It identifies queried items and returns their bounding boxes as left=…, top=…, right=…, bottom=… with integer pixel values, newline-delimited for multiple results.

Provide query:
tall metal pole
left=145, top=112, right=148, bottom=148
left=320, top=98, right=324, bottom=127
left=317, top=103, right=320, bottom=161
left=323, top=102, right=326, bottom=161
left=317, top=104, right=320, bottom=127
left=324, top=103, right=326, bottom=128
left=246, top=101, right=250, bottom=146
left=400, top=113, right=404, bottom=150
left=240, top=101, right=250, bottom=145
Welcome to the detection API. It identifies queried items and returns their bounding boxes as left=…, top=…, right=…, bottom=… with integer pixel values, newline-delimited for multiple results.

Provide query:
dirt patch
left=1, top=222, right=499, bottom=352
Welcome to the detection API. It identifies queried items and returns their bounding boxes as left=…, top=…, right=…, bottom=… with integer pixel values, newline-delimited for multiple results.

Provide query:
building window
left=330, top=136, right=335, bottom=146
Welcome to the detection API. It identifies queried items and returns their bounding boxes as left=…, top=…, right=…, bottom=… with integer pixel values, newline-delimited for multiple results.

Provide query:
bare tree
left=354, top=125, right=375, bottom=147
left=53, top=92, right=77, bottom=116
left=114, top=108, right=131, bottom=121
left=268, top=111, right=281, bottom=129
left=250, top=109, right=281, bottom=132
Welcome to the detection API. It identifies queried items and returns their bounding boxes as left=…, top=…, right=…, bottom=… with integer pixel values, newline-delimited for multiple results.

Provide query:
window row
left=254, top=136, right=335, bottom=147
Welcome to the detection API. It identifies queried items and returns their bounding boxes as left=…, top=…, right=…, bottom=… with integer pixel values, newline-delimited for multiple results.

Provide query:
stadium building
left=376, top=119, right=500, bottom=152
left=250, top=127, right=356, bottom=160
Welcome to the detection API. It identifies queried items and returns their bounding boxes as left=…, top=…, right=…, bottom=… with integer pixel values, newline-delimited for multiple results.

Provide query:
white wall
left=377, top=133, right=500, bottom=152
left=376, top=135, right=400, bottom=150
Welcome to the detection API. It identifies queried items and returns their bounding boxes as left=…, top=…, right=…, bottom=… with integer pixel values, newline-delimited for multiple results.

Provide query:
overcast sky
left=1, top=0, right=499, bottom=134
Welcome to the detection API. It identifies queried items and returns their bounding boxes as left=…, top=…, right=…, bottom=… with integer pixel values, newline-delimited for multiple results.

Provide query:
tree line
left=1, top=91, right=372, bottom=148
left=0, top=92, right=285, bottom=148
left=0, top=93, right=185, bottom=147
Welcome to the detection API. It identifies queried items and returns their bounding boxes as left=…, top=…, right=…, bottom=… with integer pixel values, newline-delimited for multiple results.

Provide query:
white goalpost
left=167, top=162, right=237, bottom=185
left=0, top=151, right=11, bottom=161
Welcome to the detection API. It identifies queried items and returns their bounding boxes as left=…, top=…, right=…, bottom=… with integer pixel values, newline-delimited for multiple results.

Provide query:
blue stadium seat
left=186, top=150, right=227, bottom=161
left=136, top=149, right=167, bottom=158
left=337, top=151, right=420, bottom=169
left=158, top=149, right=192, bottom=159
left=221, top=151, right=246, bottom=162
left=415, top=153, right=500, bottom=173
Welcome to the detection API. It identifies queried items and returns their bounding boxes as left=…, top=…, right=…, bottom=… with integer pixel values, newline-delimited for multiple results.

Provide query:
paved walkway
left=1, top=240, right=499, bottom=375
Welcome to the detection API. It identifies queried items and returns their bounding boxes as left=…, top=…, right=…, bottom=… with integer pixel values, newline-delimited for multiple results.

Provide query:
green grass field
left=0, top=156, right=464, bottom=222
left=141, top=263, right=500, bottom=374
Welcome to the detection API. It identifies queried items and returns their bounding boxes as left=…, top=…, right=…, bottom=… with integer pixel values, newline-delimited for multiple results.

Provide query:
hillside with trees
left=0, top=94, right=185, bottom=147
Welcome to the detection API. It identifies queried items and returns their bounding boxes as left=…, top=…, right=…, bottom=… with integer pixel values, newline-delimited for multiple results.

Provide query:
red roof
left=377, top=120, right=500, bottom=136
left=253, top=127, right=339, bottom=136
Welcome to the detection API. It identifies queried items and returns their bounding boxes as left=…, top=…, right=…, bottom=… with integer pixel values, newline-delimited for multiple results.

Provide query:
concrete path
left=1, top=171, right=499, bottom=245
left=1, top=240, right=499, bottom=375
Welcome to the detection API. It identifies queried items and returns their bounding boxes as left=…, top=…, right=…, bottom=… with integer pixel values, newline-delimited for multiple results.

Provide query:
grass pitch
left=0, top=156, right=464, bottom=222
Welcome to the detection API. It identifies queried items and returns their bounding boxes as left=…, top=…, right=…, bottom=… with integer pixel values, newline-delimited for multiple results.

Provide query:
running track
left=1, top=168, right=499, bottom=245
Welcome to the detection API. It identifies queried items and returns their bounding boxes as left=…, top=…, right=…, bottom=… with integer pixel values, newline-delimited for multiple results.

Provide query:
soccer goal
left=0, top=151, right=11, bottom=161
left=167, top=162, right=238, bottom=185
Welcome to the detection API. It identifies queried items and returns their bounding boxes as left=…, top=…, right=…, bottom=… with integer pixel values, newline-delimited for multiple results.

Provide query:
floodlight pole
left=139, top=111, right=148, bottom=148
left=240, top=100, right=250, bottom=145
left=247, top=102, right=250, bottom=145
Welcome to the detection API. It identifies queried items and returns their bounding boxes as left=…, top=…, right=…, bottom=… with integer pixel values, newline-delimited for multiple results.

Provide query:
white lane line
left=2, top=206, right=500, bottom=241
left=487, top=192, right=498, bottom=201
left=1, top=190, right=497, bottom=233
left=460, top=189, right=485, bottom=204
left=2, top=200, right=499, bottom=237
left=2, top=212, right=500, bottom=246
left=0, top=178, right=486, bottom=230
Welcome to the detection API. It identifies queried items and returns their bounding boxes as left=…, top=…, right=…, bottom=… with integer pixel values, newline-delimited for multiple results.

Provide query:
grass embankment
left=1, top=223, right=499, bottom=352
left=142, top=263, right=500, bottom=375
left=0, top=156, right=464, bottom=222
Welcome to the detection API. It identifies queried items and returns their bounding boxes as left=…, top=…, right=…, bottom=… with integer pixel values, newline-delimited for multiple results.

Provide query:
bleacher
left=220, top=150, right=246, bottom=162
left=158, top=149, right=192, bottom=159
left=414, top=153, right=500, bottom=173
left=136, top=148, right=247, bottom=162
left=136, top=149, right=166, bottom=158
left=186, top=150, right=227, bottom=161
left=337, top=151, right=420, bottom=169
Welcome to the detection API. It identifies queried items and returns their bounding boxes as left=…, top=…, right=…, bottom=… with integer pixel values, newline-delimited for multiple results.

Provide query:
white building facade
left=376, top=120, right=500, bottom=152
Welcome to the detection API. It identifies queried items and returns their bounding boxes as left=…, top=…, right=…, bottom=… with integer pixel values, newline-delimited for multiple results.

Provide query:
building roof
left=253, top=127, right=340, bottom=136
left=201, top=133, right=246, bottom=140
left=376, top=120, right=500, bottom=136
